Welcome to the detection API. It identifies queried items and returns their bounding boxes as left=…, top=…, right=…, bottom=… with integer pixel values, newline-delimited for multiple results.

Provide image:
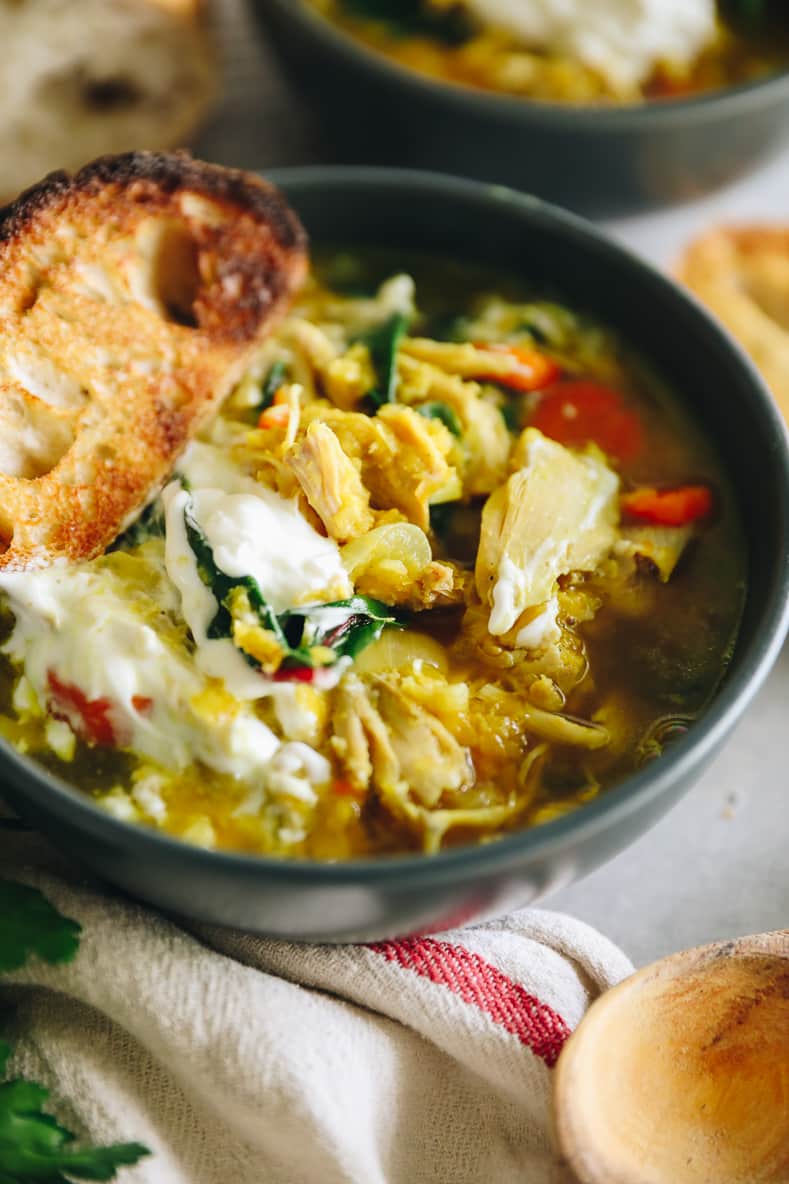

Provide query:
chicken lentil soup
left=0, top=250, right=745, bottom=858
left=309, top=1, right=788, bottom=105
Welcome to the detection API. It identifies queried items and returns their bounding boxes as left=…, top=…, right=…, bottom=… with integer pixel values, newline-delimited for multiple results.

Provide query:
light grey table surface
left=117, top=1, right=786, bottom=964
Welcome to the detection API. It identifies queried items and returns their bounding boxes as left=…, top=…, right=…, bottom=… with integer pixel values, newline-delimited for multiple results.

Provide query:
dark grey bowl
left=1, top=168, right=788, bottom=941
left=253, top=0, right=789, bottom=216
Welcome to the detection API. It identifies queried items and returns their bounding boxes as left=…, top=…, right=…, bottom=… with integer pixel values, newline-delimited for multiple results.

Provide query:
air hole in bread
left=153, top=225, right=200, bottom=328
left=0, top=388, right=75, bottom=479
left=5, top=349, right=87, bottom=411
left=82, top=77, right=142, bottom=112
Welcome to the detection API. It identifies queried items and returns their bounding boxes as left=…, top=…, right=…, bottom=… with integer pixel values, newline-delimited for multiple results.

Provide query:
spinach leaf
left=0, top=880, right=81, bottom=974
left=358, top=312, right=409, bottom=410
left=342, top=0, right=473, bottom=43
left=722, top=0, right=770, bottom=30
left=183, top=509, right=289, bottom=653
left=109, top=499, right=165, bottom=552
left=183, top=508, right=406, bottom=671
left=420, top=313, right=471, bottom=344
left=288, top=598, right=406, bottom=663
left=0, top=1042, right=149, bottom=1182
left=416, top=402, right=463, bottom=438
left=258, top=361, right=288, bottom=412
left=429, top=502, right=455, bottom=539
left=498, top=399, right=521, bottom=433
left=518, top=320, right=548, bottom=345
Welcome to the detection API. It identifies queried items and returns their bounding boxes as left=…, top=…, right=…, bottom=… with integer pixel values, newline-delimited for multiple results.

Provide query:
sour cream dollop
left=0, top=561, right=280, bottom=777
left=163, top=441, right=352, bottom=699
left=463, top=0, right=717, bottom=91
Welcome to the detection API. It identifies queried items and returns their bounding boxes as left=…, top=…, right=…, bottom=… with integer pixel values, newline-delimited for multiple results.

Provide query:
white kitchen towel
left=0, top=831, right=633, bottom=1184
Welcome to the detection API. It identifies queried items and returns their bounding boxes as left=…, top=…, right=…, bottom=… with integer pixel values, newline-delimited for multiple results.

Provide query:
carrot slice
left=621, top=485, right=714, bottom=527
left=258, top=403, right=290, bottom=430
left=332, top=778, right=362, bottom=797
left=474, top=342, right=562, bottom=392
left=47, top=671, right=118, bottom=747
left=530, top=380, right=643, bottom=462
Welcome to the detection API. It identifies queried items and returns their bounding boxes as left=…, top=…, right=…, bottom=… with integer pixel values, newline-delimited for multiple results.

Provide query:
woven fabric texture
left=0, top=830, right=632, bottom=1184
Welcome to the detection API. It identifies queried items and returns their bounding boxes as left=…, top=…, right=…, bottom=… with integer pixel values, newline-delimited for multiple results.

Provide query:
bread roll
left=678, top=226, right=789, bottom=426
left=0, top=0, right=217, bottom=201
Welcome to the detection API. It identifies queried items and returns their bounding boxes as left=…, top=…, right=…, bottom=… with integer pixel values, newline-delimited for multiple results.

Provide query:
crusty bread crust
left=0, top=151, right=307, bottom=569
left=677, top=226, right=789, bottom=426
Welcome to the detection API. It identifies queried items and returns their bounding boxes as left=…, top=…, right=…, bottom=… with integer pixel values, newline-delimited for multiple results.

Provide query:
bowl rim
left=259, top=0, right=789, bottom=129
left=2, top=165, right=789, bottom=888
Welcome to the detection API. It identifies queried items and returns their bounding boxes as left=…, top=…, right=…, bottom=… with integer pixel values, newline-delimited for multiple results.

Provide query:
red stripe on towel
left=369, top=938, right=571, bottom=1067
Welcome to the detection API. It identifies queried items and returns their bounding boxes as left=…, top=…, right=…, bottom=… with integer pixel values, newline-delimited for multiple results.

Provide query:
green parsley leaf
left=0, top=1041, right=149, bottom=1182
left=0, top=881, right=81, bottom=974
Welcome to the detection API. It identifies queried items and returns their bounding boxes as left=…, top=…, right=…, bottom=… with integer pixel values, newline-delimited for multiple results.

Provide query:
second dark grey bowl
left=254, top=0, right=789, bottom=216
left=1, top=169, right=788, bottom=940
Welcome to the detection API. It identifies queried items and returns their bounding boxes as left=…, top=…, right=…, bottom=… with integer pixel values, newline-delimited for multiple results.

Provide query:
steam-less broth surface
left=309, top=0, right=788, bottom=105
left=0, top=249, right=746, bottom=858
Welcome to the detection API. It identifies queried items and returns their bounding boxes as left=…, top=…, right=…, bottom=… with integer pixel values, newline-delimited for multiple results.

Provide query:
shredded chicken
left=616, top=524, right=695, bottom=583
left=398, top=354, right=511, bottom=494
left=297, top=401, right=462, bottom=532
left=300, top=403, right=378, bottom=460
left=374, top=677, right=472, bottom=807
left=324, top=343, right=377, bottom=410
left=331, top=673, right=481, bottom=849
left=403, top=337, right=534, bottom=383
left=330, top=675, right=375, bottom=791
left=286, top=421, right=374, bottom=542
left=476, top=429, right=620, bottom=636
left=406, top=560, right=468, bottom=610
left=366, top=404, right=461, bottom=530
left=331, top=673, right=401, bottom=795
left=281, top=317, right=340, bottom=371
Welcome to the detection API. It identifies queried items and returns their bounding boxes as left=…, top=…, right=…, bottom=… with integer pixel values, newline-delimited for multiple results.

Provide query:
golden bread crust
left=0, top=151, right=308, bottom=569
left=678, top=226, right=789, bottom=426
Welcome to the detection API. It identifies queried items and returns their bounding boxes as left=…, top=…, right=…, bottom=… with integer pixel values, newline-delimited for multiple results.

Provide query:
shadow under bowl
left=1, top=168, right=788, bottom=940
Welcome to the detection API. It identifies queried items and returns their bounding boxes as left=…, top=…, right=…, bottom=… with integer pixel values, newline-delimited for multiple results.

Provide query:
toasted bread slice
left=0, top=151, right=308, bottom=570
left=677, top=226, right=789, bottom=425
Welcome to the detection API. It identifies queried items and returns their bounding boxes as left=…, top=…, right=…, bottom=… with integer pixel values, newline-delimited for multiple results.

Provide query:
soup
left=0, top=250, right=746, bottom=859
left=309, top=0, right=787, bottom=104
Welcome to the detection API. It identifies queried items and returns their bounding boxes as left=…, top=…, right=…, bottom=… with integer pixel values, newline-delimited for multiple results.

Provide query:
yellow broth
left=310, top=0, right=788, bottom=104
left=0, top=250, right=746, bottom=859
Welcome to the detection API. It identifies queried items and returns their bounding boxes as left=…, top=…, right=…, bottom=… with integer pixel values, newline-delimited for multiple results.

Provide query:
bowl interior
left=258, top=0, right=789, bottom=126
left=277, top=167, right=788, bottom=676
left=1, top=168, right=788, bottom=887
